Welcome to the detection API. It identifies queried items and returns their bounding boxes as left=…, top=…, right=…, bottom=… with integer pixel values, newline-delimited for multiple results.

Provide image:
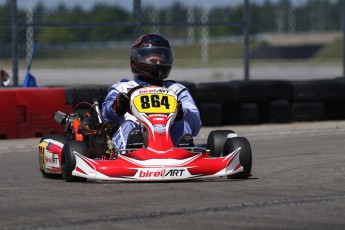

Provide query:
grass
left=0, top=40, right=342, bottom=70
left=1, top=41, right=256, bottom=69
left=315, top=39, right=343, bottom=60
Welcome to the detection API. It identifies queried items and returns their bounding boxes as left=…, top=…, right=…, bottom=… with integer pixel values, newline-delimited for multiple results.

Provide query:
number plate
left=133, top=94, right=177, bottom=114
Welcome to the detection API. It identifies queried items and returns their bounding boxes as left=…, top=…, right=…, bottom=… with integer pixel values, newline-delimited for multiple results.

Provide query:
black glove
left=127, top=85, right=143, bottom=98
left=112, top=93, right=129, bottom=116
left=113, top=85, right=144, bottom=116
left=175, top=101, right=184, bottom=121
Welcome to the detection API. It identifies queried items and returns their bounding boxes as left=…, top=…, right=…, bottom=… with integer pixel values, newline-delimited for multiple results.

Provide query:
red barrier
left=0, top=89, right=18, bottom=139
left=15, top=88, right=72, bottom=138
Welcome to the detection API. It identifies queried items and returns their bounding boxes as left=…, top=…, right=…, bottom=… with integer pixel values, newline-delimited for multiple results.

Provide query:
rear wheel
left=61, top=141, right=88, bottom=182
left=207, top=130, right=235, bottom=157
left=39, top=134, right=67, bottom=178
left=223, top=137, right=252, bottom=179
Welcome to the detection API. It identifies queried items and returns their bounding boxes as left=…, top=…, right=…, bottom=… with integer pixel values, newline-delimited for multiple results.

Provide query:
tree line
left=0, top=0, right=343, bottom=45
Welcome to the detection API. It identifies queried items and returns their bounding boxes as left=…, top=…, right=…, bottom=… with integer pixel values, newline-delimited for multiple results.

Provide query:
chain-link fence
left=1, top=0, right=344, bottom=86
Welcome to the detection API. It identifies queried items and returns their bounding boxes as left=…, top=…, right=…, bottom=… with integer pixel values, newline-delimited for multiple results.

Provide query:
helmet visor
left=131, top=47, right=173, bottom=65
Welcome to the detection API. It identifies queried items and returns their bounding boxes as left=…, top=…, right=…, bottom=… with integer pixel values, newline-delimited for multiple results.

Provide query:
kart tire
left=39, top=134, right=67, bottom=178
left=291, top=80, right=344, bottom=102
left=291, top=102, right=325, bottom=121
left=207, top=130, right=235, bottom=157
left=230, top=80, right=268, bottom=103
left=61, top=141, right=88, bottom=182
left=223, top=103, right=259, bottom=125
left=199, top=103, right=223, bottom=126
left=195, top=83, right=237, bottom=105
left=223, top=137, right=252, bottom=179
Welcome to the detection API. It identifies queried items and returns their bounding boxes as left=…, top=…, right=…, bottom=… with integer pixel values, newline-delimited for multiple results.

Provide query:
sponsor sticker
left=153, top=124, right=166, bottom=134
left=44, top=152, right=60, bottom=169
left=138, top=88, right=171, bottom=94
left=133, top=167, right=191, bottom=180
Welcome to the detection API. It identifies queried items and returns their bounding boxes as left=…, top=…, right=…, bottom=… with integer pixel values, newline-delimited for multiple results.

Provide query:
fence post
left=26, top=0, right=34, bottom=66
left=201, top=0, right=209, bottom=63
left=343, top=0, right=345, bottom=78
left=243, top=0, right=250, bottom=81
left=134, top=0, right=141, bottom=38
left=11, top=0, right=19, bottom=86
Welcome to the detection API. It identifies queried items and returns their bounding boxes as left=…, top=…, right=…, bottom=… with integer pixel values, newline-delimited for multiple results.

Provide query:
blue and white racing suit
left=102, top=78, right=202, bottom=149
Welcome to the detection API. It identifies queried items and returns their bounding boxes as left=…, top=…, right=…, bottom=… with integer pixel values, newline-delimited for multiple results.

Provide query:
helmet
left=130, top=34, right=174, bottom=80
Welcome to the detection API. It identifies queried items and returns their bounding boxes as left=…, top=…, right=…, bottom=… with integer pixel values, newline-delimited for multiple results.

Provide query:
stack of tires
left=196, top=80, right=293, bottom=126
left=65, top=84, right=109, bottom=108
left=291, top=79, right=345, bottom=121
left=194, top=78, right=345, bottom=126
left=59, top=78, right=345, bottom=127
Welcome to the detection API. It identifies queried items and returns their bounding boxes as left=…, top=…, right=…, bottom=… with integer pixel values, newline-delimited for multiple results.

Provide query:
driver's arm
left=102, top=83, right=125, bottom=125
left=177, top=89, right=202, bottom=136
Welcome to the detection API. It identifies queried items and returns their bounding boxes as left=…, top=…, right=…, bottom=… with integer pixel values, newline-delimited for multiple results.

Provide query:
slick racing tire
left=62, top=141, right=88, bottom=182
left=207, top=130, right=235, bottom=157
left=223, top=137, right=252, bottom=179
left=39, top=134, right=67, bottom=178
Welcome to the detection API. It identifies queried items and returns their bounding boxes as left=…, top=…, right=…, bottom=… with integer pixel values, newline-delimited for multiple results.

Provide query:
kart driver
left=0, top=68, right=11, bottom=87
left=102, top=33, right=201, bottom=150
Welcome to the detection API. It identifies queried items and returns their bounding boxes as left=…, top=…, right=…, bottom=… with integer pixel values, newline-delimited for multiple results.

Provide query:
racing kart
left=38, top=85, right=252, bottom=182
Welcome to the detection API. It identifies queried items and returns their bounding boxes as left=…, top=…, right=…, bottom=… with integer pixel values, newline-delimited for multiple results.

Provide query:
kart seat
left=126, top=127, right=145, bottom=149
left=176, top=134, right=194, bottom=147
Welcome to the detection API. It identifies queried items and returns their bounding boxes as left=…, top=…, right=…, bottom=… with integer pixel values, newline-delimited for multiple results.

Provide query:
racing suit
left=102, top=78, right=201, bottom=149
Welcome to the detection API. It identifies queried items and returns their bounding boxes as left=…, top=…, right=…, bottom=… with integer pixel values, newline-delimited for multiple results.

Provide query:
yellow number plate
left=133, top=94, right=177, bottom=114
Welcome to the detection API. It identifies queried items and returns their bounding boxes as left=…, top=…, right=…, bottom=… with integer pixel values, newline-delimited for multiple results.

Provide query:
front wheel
left=223, top=137, right=252, bottom=179
left=61, top=141, right=88, bottom=182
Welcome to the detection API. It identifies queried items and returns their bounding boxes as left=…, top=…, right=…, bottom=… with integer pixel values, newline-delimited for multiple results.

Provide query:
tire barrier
left=223, top=103, right=259, bottom=125
left=264, top=100, right=291, bottom=124
left=255, top=80, right=292, bottom=101
left=199, top=103, right=223, bottom=126
left=231, top=80, right=269, bottom=103
left=195, top=79, right=345, bottom=126
left=325, top=102, right=345, bottom=120
left=65, top=85, right=109, bottom=108
left=291, top=79, right=345, bottom=102
left=65, top=79, right=345, bottom=125
left=291, top=102, right=325, bottom=122
left=0, top=88, right=72, bottom=139
left=0, top=89, right=18, bottom=139
left=1, top=78, right=345, bottom=139
left=196, top=82, right=237, bottom=105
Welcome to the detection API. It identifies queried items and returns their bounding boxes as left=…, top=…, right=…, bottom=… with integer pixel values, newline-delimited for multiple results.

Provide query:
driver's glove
left=112, top=93, right=129, bottom=116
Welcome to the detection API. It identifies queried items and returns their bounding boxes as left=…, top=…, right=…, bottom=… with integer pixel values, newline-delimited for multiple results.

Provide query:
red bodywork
left=39, top=86, right=244, bottom=181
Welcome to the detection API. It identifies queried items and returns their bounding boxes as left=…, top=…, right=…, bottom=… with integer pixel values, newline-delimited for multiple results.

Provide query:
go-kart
left=38, top=85, right=252, bottom=182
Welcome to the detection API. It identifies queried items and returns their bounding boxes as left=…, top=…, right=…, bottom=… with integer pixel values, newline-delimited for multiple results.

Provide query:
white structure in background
left=275, top=8, right=284, bottom=33
left=200, top=0, right=209, bottom=63
left=26, top=0, right=33, bottom=64
left=312, top=0, right=325, bottom=31
left=149, top=0, right=159, bottom=34
left=187, top=0, right=195, bottom=44
left=288, top=5, right=295, bottom=33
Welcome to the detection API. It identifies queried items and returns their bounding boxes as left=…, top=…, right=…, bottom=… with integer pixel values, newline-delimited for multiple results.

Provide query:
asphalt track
left=1, top=121, right=345, bottom=230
